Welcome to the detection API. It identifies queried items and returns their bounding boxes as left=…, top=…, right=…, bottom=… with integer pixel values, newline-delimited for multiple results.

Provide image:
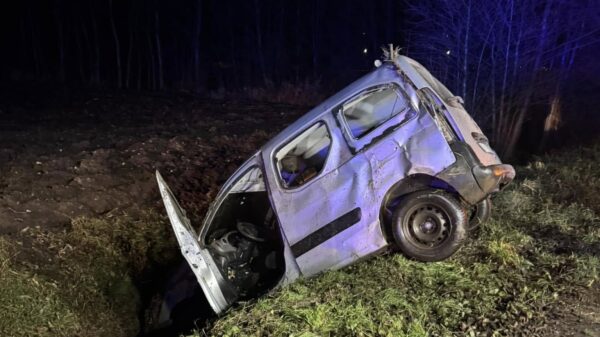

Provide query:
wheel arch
left=379, top=173, right=459, bottom=243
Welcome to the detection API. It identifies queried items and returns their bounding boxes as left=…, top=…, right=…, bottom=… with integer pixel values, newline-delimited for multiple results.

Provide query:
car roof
left=261, top=57, right=416, bottom=151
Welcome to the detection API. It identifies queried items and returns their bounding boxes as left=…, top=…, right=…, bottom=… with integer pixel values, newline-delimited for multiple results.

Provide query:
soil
left=0, top=90, right=307, bottom=336
left=0, top=89, right=597, bottom=337
left=541, top=284, right=600, bottom=337
left=0, top=90, right=304, bottom=235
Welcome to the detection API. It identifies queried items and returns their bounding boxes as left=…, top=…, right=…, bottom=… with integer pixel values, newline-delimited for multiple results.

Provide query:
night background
left=0, top=1, right=599, bottom=337
left=1, top=0, right=599, bottom=156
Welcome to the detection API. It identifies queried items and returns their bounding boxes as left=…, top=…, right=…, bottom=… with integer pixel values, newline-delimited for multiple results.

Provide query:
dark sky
left=0, top=0, right=411, bottom=90
left=0, top=0, right=599, bottom=155
left=0, top=0, right=598, bottom=112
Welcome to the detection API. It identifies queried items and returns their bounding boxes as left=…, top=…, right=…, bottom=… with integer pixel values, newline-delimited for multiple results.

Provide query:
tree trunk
left=497, top=0, right=514, bottom=141
left=253, top=0, right=267, bottom=83
left=108, top=0, right=122, bottom=88
left=502, top=0, right=553, bottom=159
left=192, top=0, right=202, bottom=91
left=539, top=95, right=561, bottom=152
left=147, top=34, right=156, bottom=90
left=79, top=16, right=93, bottom=84
left=27, top=5, right=41, bottom=78
left=125, top=0, right=136, bottom=89
left=311, top=0, right=319, bottom=77
left=75, top=20, right=86, bottom=82
left=89, top=0, right=100, bottom=85
left=462, top=0, right=471, bottom=102
left=226, top=1, right=239, bottom=86
left=54, top=1, right=65, bottom=82
left=153, top=1, right=164, bottom=90
left=471, top=22, right=496, bottom=112
left=490, top=39, right=497, bottom=143
left=136, top=41, right=142, bottom=90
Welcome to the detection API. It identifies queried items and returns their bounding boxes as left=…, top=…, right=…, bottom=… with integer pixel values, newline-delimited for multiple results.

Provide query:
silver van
left=156, top=55, right=515, bottom=315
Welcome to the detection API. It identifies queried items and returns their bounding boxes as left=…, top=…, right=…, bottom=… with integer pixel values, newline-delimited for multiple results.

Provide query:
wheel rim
left=404, top=203, right=452, bottom=249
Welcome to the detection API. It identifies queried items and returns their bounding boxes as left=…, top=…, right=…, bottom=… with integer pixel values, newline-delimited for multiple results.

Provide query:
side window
left=340, top=84, right=414, bottom=139
left=275, top=122, right=332, bottom=188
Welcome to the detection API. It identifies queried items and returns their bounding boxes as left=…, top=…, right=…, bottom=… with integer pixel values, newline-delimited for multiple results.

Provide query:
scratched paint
left=157, top=55, right=514, bottom=315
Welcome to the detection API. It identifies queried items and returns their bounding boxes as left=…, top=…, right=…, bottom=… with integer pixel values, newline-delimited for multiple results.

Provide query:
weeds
left=204, top=143, right=600, bottom=337
left=0, top=209, right=177, bottom=337
left=1, top=142, right=599, bottom=337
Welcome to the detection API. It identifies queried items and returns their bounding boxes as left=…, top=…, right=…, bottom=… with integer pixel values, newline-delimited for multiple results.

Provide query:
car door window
left=341, top=84, right=414, bottom=139
left=275, top=122, right=331, bottom=188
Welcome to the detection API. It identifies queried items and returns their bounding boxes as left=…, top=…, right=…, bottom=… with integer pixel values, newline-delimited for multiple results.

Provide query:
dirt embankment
left=3, top=91, right=597, bottom=337
left=0, top=92, right=309, bottom=337
left=0, top=93, right=305, bottom=234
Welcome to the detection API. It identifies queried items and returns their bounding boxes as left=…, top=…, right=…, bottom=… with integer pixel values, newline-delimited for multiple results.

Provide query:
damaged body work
left=155, top=55, right=515, bottom=318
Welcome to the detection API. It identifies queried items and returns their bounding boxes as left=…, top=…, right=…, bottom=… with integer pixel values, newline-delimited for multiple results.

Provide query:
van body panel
left=157, top=54, right=514, bottom=318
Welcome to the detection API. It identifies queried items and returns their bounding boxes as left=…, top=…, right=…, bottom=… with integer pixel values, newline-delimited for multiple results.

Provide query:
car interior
left=342, top=84, right=415, bottom=139
left=202, top=167, right=286, bottom=299
left=276, top=122, right=332, bottom=188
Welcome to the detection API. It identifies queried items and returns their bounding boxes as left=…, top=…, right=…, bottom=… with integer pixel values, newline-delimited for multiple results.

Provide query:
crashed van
left=156, top=55, right=515, bottom=315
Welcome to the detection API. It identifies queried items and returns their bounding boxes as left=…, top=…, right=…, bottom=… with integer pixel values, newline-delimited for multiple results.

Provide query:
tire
left=391, top=190, right=467, bottom=262
left=468, top=197, right=492, bottom=231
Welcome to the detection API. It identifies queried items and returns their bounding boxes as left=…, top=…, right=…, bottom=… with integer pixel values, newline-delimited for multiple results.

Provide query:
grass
left=0, top=209, right=177, bottom=337
left=0, top=239, right=81, bottom=337
left=200, top=142, right=600, bottom=337
left=1, top=142, right=599, bottom=337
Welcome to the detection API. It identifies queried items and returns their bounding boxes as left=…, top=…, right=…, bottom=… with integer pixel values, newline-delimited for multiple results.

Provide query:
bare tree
left=88, top=0, right=100, bottom=85
left=54, top=0, right=65, bottom=82
left=125, top=0, right=137, bottom=89
left=192, top=0, right=202, bottom=91
left=253, top=0, right=267, bottom=83
left=108, top=0, right=122, bottom=88
left=26, top=4, right=42, bottom=78
left=405, top=0, right=598, bottom=158
left=153, top=0, right=164, bottom=90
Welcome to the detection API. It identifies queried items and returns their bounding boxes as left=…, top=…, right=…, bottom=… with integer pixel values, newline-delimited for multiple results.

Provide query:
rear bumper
left=437, top=142, right=515, bottom=205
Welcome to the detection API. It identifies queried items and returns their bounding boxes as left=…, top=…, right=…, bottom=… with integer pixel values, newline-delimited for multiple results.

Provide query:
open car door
left=156, top=171, right=236, bottom=314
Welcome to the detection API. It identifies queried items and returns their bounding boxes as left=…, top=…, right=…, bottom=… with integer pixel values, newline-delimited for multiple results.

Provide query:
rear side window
left=275, top=122, right=331, bottom=188
left=341, top=84, right=413, bottom=139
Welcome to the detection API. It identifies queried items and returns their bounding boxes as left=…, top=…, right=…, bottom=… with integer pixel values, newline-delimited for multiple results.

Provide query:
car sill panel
left=156, top=171, right=230, bottom=314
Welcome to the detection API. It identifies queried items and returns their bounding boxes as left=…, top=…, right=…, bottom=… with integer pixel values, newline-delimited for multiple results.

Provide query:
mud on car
left=155, top=54, right=515, bottom=319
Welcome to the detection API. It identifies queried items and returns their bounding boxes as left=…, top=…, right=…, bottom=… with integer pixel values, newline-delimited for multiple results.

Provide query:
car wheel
left=391, top=190, right=467, bottom=262
left=468, top=197, right=492, bottom=231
